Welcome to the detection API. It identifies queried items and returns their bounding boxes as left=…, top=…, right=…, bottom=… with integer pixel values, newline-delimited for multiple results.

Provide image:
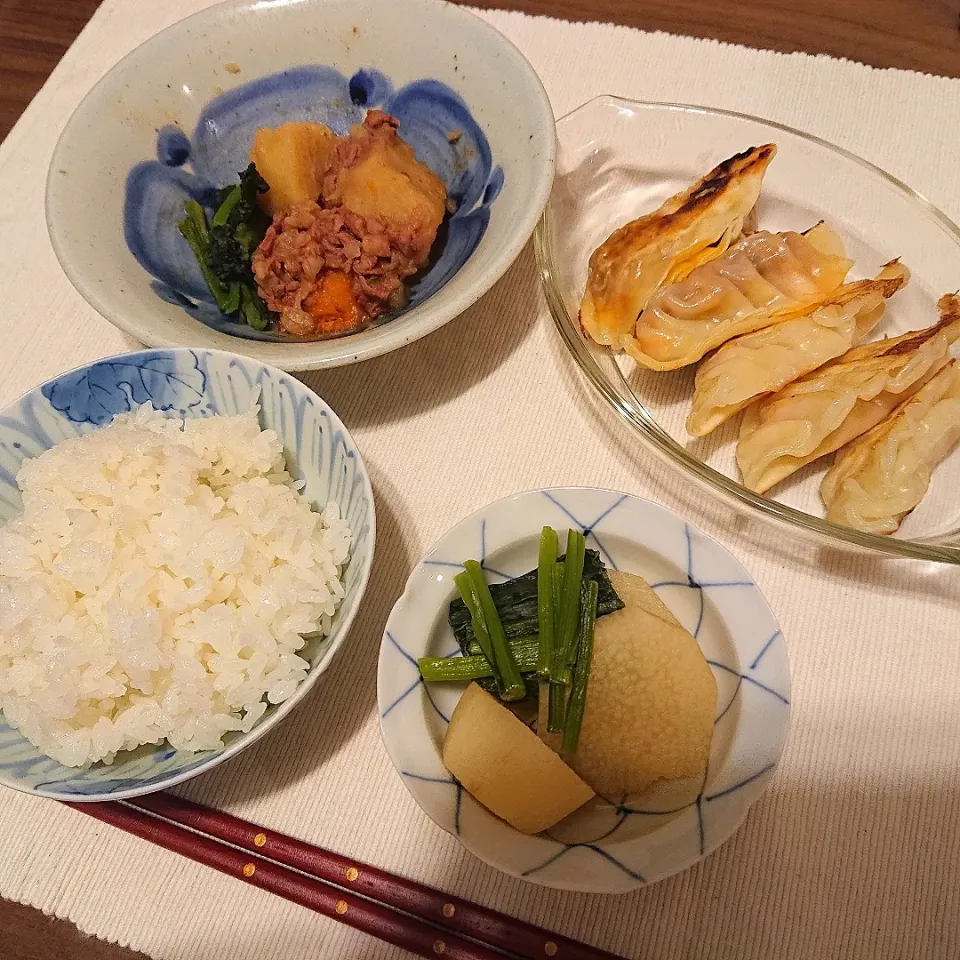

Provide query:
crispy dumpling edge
left=579, top=143, right=777, bottom=347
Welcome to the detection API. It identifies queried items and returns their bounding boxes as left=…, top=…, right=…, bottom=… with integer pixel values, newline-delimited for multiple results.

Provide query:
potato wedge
left=443, top=683, right=594, bottom=835
left=250, top=122, right=336, bottom=215
left=330, top=134, right=446, bottom=236
left=540, top=571, right=716, bottom=798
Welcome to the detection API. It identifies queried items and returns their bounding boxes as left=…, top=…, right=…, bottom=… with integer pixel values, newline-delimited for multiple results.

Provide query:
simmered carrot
left=303, top=271, right=366, bottom=335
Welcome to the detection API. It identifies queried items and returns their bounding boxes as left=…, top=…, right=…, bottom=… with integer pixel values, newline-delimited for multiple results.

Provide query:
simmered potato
left=330, top=131, right=446, bottom=238
left=540, top=571, right=717, bottom=798
left=250, top=122, right=336, bottom=215
left=443, top=683, right=594, bottom=835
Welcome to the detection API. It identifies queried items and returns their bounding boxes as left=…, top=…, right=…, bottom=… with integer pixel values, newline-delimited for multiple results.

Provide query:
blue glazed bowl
left=46, top=0, right=556, bottom=371
left=0, top=349, right=375, bottom=800
left=126, top=71, right=503, bottom=343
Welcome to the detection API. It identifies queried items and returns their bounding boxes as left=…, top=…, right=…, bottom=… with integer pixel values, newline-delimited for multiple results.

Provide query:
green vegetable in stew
left=536, top=526, right=558, bottom=679
left=177, top=163, right=273, bottom=329
left=421, top=538, right=623, bottom=712
left=418, top=636, right=539, bottom=682
left=447, top=549, right=622, bottom=652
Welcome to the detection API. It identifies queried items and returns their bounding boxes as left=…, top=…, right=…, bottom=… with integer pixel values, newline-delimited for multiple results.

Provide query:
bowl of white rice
left=0, top=348, right=374, bottom=799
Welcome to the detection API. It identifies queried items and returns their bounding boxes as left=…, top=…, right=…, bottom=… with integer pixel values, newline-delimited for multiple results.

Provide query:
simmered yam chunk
left=443, top=683, right=594, bottom=835
left=329, top=126, right=446, bottom=241
left=250, top=122, right=336, bottom=215
left=540, top=571, right=717, bottom=798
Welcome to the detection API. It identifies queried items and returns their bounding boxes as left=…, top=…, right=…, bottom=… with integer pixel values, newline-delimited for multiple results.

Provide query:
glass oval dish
left=535, top=96, right=960, bottom=564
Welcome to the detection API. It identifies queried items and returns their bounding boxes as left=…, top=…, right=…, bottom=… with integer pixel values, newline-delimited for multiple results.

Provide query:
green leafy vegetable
left=418, top=637, right=539, bottom=682
left=239, top=284, right=271, bottom=331
left=547, top=530, right=586, bottom=730
left=551, top=562, right=564, bottom=635
left=465, top=633, right=537, bottom=659
left=177, top=163, right=274, bottom=327
left=546, top=561, right=566, bottom=731
left=554, top=529, right=586, bottom=681
left=547, top=675, right=567, bottom=734
left=207, top=164, right=270, bottom=277
left=536, top=527, right=558, bottom=678
left=177, top=200, right=240, bottom=314
left=448, top=549, right=622, bottom=650
left=464, top=560, right=526, bottom=702
left=561, top=580, right=598, bottom=754
left=427, top=540, right=623, bottom=706
left=454, top=571, right=498, bottom=677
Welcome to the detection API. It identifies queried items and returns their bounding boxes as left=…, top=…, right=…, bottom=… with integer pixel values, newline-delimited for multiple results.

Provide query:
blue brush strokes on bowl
left=0, top=348, right=374, bottom=800
left=124, top=66, right=503, bottom=342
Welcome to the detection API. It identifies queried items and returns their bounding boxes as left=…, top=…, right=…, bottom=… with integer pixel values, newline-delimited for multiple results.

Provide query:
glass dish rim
left=534, top=94, right=960, bottom=565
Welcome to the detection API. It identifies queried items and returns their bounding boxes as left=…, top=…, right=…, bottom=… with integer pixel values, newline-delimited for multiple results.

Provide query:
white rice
left=0, top=403, right=352, bottom=768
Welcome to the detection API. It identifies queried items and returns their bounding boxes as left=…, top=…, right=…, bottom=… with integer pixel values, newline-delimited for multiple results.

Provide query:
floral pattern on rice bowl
left=0, top=348, right=374, bottom=799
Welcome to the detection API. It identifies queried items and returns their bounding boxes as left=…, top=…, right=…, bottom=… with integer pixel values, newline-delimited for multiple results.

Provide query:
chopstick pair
left=68, top=794, right=626, bottom=960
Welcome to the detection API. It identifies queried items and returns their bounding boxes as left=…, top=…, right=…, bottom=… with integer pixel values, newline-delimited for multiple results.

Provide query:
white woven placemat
left=1, top=2, right=959, bottom=957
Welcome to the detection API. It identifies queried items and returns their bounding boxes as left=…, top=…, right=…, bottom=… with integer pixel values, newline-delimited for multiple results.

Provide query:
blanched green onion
left=561, top=580, right=598, bottom=754
left=463, top=560, right=526, bottom=702
left=536, top=527, right=558, bottom=678
left=547, top=678, right=567, bottom=734
left=454, top=571, right=498, bottom=682
left=419, top=637, right=539, bottom=682
left=550, top=530, right=586, bottom=686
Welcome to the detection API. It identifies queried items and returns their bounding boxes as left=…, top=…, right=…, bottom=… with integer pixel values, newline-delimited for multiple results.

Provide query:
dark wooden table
left=0, top=0, right=958, bottom=957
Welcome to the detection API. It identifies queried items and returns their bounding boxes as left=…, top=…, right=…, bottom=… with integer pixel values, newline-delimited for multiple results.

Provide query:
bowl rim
left=376, top=485, right=791, bottom=892
left=0, top=345, right=377, bottom=801
left=44, top=0, right=557, bottom=372
left=535, top=95, right=960, bottom=565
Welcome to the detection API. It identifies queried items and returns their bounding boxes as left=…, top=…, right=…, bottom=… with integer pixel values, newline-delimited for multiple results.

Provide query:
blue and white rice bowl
left=0, top=348, right=374, bottom=800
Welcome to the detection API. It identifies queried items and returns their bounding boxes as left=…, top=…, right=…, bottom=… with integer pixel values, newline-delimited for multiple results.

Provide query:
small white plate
left=378, top=487, right=790, bottom=893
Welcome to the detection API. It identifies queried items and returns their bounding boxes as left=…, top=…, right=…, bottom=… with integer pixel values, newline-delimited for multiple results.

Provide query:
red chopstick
left=68, top=796, right=626, bottom=960
left=70, top=801, right=505, bottom=960
left=129, top=793, right=619, bottom=960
